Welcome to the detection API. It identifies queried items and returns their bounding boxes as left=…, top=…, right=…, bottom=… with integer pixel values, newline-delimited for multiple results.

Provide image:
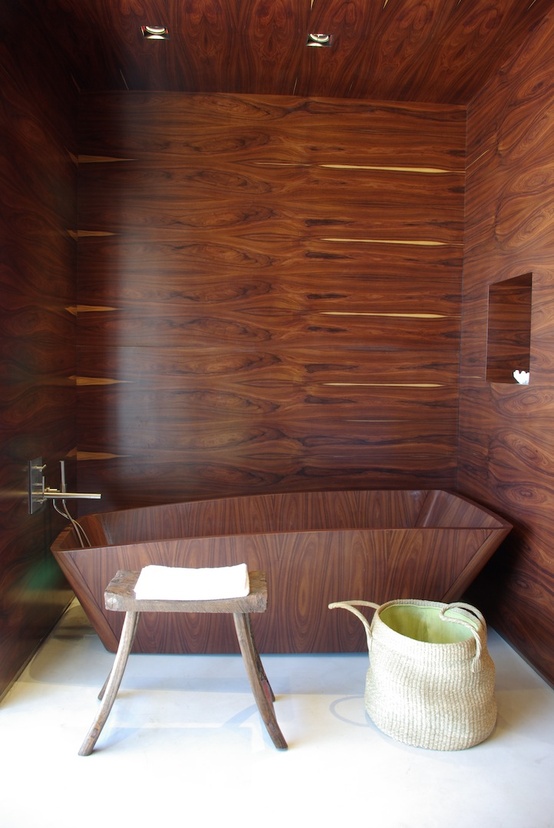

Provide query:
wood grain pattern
left=0, top=4, right=77, bottom=698
left=75, top=93, right=463, bottom=509
left=460, top=10, right=554, bottom=685
left=51, top=490, right=511, bottom=653
left=25, top=1, right=553, bottom=105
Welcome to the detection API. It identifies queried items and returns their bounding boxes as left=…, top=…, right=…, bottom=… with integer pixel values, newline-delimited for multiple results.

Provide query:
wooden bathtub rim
left=52, top=489, right=512, bottom=553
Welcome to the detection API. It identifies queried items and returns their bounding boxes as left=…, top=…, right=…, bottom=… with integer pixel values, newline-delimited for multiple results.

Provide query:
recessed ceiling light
left=307, top=33, right=332, bottom=47
left=141, top=25, right=169, bottom=40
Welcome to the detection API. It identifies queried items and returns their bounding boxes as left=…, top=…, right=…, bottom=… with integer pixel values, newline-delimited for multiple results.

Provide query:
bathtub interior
left=66, top=489, right=507, bottom=550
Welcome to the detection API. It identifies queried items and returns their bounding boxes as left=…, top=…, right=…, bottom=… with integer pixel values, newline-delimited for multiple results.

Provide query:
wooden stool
left=79, top=569, right=287, bottom=755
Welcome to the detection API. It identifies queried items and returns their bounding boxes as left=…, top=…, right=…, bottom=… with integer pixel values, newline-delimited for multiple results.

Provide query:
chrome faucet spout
left=42, top=488, right=101, bottom=501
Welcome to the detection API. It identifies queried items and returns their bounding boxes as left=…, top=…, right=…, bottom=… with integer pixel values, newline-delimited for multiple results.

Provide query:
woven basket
left=329, top=599, right=497, bottom=751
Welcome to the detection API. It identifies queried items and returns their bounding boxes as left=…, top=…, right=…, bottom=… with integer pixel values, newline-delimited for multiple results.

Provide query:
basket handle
left=328, top=600, right=380, bottom=652
left=440, top=602, right=487, bottom=670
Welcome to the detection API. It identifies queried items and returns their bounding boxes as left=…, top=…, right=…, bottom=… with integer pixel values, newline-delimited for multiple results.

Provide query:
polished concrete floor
left=1, top=600, right=554, bottom=828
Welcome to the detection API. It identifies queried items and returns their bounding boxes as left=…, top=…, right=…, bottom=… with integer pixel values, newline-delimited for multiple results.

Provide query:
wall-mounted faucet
left=28, top=458, right=101, bottom=514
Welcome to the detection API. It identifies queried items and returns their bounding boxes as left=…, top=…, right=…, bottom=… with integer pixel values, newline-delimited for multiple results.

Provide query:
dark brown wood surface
left=460, top=11, right=554, bottom=685
left=75, top=93, right=464, bottom=509
left=0, top=5, right=77, bottom=699
left=26, top=0, right=553, bottom=105
left=51, top=490, right=511, bottom=654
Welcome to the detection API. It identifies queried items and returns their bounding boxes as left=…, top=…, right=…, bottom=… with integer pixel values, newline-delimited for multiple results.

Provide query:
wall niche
left=486, top=273, right=532, bottom=384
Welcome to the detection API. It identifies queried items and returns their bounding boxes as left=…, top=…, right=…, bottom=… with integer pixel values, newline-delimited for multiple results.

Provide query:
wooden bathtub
left=51, top=489, right=511, bottom=654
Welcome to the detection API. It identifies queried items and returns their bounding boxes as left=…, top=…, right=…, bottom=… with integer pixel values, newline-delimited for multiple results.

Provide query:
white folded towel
left=133, top=563, right=250, bottom=601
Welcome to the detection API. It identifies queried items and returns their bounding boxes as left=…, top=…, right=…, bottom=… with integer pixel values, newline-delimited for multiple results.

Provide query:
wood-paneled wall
left=460, top=11, right=554, bottom=685
left=0, top=5, right=77, bottom=698
left=76, top=93, right=465, bottom=510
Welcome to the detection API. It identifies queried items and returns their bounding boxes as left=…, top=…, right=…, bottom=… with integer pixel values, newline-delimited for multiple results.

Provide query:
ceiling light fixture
left=141, top=25, right=169, bottom=40
left=307, top=33, right=332, bottom=47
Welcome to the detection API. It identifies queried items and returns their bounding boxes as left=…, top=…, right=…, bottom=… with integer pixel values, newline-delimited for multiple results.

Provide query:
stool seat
left=79, top=569, right=287, bottom=755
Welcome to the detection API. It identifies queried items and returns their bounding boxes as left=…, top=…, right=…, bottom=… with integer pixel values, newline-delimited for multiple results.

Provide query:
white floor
left=1, top=601, right=554, bottom=828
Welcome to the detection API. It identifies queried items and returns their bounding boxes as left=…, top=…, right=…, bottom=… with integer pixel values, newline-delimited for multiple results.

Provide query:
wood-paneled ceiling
left=26, top=0, right=553, bottom=104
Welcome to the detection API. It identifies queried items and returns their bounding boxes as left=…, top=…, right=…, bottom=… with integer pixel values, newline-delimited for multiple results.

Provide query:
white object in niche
left=513, top=370, right=530, bottom=385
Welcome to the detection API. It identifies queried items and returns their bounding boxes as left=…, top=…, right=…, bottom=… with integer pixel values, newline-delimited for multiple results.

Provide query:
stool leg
left=242, top=614, right=276, bottom=702
left=233, top=612, right=287, bottom=750
left=78, top=610, right=140, bottom=756
left=98, top=670, right=111, bottom=701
